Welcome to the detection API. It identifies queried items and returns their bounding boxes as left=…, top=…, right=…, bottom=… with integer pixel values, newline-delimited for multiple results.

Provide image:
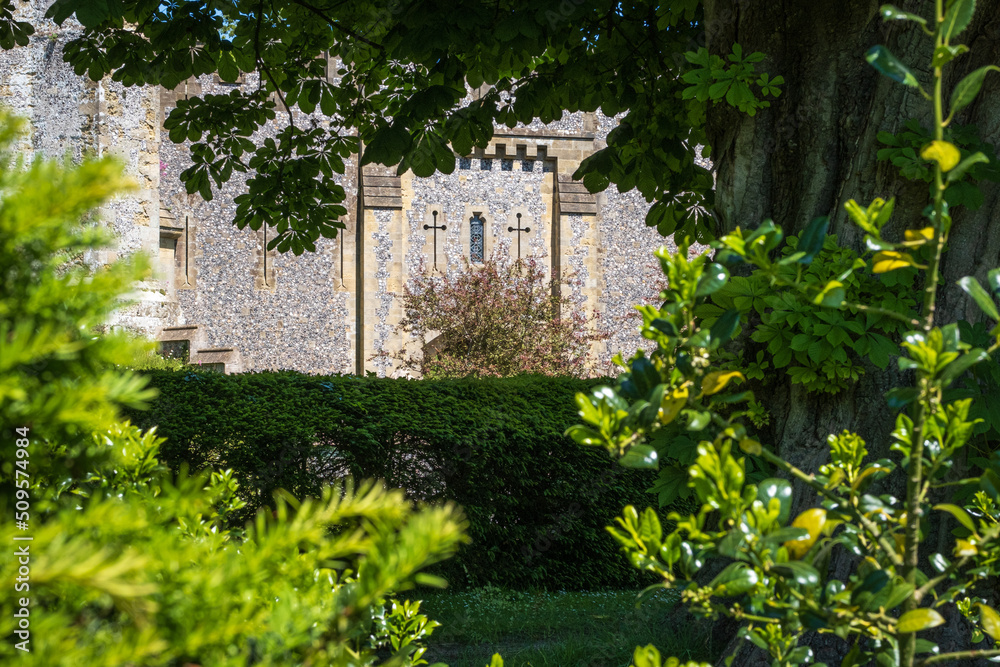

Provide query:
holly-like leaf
left=784, top=508, right=826, bottom=559
left=757, top=478, right=793, bottom=524
left=977, top=604, right=1000, bottom=640
left=897, top=608, right=945, bottom=633
left=932, top=503, right=976, bottom=532
left=770, top=560, right=820, bottom=587
left=620, top=443, right=659, bottom=469
left=695, top=263, right=730, bottom=297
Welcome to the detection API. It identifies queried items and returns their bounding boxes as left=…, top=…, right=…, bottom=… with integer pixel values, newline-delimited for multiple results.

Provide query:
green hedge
left=126, top=371, right=663, bottom=590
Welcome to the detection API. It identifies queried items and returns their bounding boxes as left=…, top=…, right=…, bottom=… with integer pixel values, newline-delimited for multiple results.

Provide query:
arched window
left=470, top=213, right=485, bottom=263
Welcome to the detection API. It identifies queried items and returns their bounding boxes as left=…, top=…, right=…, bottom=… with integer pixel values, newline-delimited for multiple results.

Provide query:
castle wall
left=1, top=7, right=170, bottom=335
left=158, top=74, right=356, bottom=374
left=2, top=13, right=675, bottom=376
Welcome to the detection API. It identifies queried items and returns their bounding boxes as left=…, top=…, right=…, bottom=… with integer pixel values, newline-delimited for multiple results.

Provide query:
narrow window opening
left=470, top=213, right=485, bottom=264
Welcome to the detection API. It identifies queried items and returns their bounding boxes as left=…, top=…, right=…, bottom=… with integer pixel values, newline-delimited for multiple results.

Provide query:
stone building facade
left=1, top=8, right=683, bottom=376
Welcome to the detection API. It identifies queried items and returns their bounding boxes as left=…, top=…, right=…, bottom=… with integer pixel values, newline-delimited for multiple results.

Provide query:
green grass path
left=418, top=587, right=718, bottom=667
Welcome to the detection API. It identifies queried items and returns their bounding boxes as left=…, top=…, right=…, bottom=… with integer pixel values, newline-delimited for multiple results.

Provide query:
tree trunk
left=700, top=1, right=1000, bottom=664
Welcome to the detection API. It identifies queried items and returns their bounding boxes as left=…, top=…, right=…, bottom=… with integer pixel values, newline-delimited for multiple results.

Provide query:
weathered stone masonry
left=1, top=7, right=686, bottom=376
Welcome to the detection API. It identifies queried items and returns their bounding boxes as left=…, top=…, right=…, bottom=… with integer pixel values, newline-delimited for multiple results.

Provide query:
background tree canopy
left=2, top=0, right=716, bottom=252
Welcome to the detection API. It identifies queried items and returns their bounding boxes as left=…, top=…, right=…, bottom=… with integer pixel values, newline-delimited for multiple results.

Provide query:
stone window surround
left=159, top=209, right=196, bottom=290
left=253, top=223, right=277, bottom=291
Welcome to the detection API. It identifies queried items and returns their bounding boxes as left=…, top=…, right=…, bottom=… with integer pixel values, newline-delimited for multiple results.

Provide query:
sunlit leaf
left=770, top=560, right=820, bottom=587
left=784, top=508, right=826, bottom=559
left=933, top=503, right=976, bottom=532
left=701, top=371, right=744, bottom=396
left=977, top=604, right=1000, bottom=640
left=872, top=251, right=920, bottom=273
left=659, top=386, right=689, bottom=425
left=903, top=227, right=934, bottom=244
left=920, top=140, right=961, bottom=172
left=954, top=539, right=978, bottom=557
left=620, top=443, right=659, bottom=469
left=958, top=276, right=1000, bottom=320
left=757, top=478, right=792, bottom=524
left=897, top=608, right=945, bottom=633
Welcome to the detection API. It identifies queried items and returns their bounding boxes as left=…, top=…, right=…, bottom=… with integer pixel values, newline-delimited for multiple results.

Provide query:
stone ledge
left=556, top=173, right=597, bottom=215
left=192, top=347, right=244, bottom=374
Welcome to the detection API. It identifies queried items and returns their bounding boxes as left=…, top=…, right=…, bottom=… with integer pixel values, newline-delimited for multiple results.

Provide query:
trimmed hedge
left=127, top=371, right=663, bottom=590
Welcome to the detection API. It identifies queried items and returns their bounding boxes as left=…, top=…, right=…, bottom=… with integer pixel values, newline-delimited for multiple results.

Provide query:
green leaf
left=988, top=268, right=1000, bottom=295
left=853, top=570, right=891, bottom=602
left=946, top=151, right=989, bottom=183
left=865, top=46, right=920, bottom=88
left=981, top=469, right=1000, bottom=500
left=814, top=281, right=846, bottom=308
left=710, top=562, right=760, bottom=596
left=958, top=276, right=1000, bottom=320
left=896, top=608, right=945, bottom=633
left=620, top=443, right=659, bottom=469
left=932, top=44, right=969, bottom=68
left=217, top=51, right=239, bottom=83
left=696, top=263, right=730, bottom=297
left=950, top=66, right=1000, bottom=118
left=650, top=465, right=688, bottom=507
left=757, top=478, right=793, bottom=524
left=763, top=526, right=809, bottom=544
left=879, top=5, right=928, bottom=26
left=685, top=410, right=711, bottom=431
left=770, top=561, right=820, bottom=587
left=929, top=553, right=950, bottom=573
left=564, top=424, right=604, bottom=446
left=887, top=387, right=919, bottom=409
left=938, top=348, right=989, bottom=384
left=884, top=580, right=915, bottom=610
left=932, top=503, right=976, bottom=532
left=796, top=216, right=830, bottom=263
left=977, top=604, right=1000, bottom=640
left=709, top=309, right=741, bottom=348
left=941, top=0, right=975, bottom=41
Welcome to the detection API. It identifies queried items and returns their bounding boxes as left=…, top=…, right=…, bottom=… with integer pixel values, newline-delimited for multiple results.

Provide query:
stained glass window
left=470, top=214, right=485, bottom=263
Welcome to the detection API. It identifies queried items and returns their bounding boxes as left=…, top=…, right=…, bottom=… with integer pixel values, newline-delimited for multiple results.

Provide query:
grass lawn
left=417, top=586, right=719, bottom=667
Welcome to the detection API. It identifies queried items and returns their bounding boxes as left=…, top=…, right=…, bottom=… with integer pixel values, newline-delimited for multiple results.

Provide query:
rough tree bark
left=700, top=1, right=1000, bottom=664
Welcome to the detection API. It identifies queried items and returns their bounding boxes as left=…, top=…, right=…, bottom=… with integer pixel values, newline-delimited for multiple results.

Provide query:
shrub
left=126, top=370, right=668, bottom=590
left=0, top=110, right=464, bottom=667
left=381, top=256, right=607, bottom=378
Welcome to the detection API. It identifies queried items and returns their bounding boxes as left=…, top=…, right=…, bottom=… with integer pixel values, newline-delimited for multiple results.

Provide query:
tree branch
left=916, top=648, right=1000, bottom=666
left=758, top=447, right=905, bottom=568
